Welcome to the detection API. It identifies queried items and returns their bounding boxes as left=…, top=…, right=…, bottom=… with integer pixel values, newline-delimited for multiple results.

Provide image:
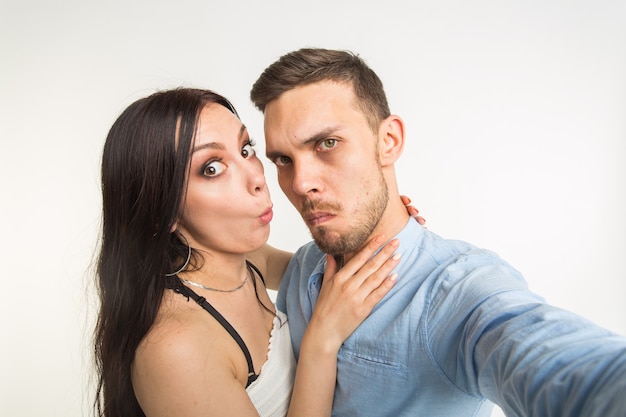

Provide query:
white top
left=246, top=310, right=296, bottom=417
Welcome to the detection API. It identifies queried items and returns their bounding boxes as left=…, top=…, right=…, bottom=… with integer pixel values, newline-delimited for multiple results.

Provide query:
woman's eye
left=202, top=160, right=226, bottom=177
left=242, top=142, right=256, bottom=158
left=319, top=138, right=337, bottom=150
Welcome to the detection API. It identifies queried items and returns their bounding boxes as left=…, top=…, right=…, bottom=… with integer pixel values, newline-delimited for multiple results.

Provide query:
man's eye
left=274, top=156, right=292, bottom=167
left=319, top=139, right=337, bottom=150
left=242, top=142, right=256, bottom=158
left=202, top=160, right=226, bottom=177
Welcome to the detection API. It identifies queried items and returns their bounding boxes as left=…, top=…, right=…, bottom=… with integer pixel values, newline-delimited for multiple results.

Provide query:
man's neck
left=333, top=254, right=345, bottom=270
left=343, top=196, right=410, bottom=264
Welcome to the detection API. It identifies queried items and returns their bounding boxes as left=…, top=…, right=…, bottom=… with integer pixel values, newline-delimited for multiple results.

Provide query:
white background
left=1, top=1, right=625, bottom=416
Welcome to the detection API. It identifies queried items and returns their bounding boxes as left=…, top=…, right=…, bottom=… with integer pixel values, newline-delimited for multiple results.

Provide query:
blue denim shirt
left=277, top=217, right=626, bottom=417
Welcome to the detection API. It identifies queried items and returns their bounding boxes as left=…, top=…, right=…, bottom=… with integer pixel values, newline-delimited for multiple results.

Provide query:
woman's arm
left=287, top=236, right=401, bottom=417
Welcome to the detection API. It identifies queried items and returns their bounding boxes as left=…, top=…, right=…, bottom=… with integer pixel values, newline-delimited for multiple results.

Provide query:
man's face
left=263, top=80, right=388, bottom=255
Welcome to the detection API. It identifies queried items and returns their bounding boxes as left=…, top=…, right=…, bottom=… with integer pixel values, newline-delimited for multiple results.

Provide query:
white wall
left=1, top=1, right=624, bottom=415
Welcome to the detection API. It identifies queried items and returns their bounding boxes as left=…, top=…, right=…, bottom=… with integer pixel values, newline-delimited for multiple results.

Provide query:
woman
left=93, top=88, right=410, bottom=417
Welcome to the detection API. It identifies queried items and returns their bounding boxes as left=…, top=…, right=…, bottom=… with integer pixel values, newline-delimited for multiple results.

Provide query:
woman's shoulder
left=132, top=295, right=257, bottom=415
left=136, top=296, right=241, bottom=383
left=136, top=303, right=212, bottom=366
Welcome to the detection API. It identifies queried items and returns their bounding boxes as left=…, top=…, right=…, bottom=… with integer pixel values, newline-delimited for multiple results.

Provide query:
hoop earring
left=166, top=233, right=191, bottom=277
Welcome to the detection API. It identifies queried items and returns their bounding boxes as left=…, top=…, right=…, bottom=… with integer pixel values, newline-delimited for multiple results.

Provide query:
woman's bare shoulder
left=132, top=300, right=246, bottom=416
left=135, top=300, right=222, bottom=369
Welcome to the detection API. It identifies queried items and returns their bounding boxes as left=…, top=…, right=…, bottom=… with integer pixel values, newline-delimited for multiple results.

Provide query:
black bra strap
left=170, top=263, right=259, bottom=387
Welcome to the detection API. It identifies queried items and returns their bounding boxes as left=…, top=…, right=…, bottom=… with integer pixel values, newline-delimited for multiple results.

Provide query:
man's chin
left=311, top=228, right=341, bottom=254
left=311, top=228, right=363, bottom=256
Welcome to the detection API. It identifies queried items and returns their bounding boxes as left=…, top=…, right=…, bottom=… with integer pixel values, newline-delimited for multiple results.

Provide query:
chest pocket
left=338, top=344, right=409, bottom=378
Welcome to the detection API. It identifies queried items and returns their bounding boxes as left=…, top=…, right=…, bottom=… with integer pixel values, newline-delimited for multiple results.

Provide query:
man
left=250, top=48, right=626, bottom=416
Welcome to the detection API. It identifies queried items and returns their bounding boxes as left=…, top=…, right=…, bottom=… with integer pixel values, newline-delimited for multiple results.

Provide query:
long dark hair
left=93, top=88, right=238, bottom=417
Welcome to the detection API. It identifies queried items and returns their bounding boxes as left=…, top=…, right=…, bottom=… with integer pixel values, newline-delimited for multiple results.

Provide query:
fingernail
left=392, top=252, right=402, bottom=261
left=389, top=273, right=398, bottom=282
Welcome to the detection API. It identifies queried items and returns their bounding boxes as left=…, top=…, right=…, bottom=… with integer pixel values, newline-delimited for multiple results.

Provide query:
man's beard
left=302, top=174, right=389, bottom=256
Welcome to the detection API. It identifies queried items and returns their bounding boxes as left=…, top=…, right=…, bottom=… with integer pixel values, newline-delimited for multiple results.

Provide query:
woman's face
left=175, top=103, right=273, bottom=256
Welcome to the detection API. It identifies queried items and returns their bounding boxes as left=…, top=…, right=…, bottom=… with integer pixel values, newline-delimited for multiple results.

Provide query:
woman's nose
left=247, top=160, right=267, bottom=193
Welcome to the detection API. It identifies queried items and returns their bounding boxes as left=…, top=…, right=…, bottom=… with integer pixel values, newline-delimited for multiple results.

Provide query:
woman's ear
left=378, top=115, right=405, bottom=166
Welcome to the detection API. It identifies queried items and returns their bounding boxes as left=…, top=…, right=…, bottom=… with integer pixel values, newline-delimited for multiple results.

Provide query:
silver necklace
left=179, top=269, right=250, bottom=293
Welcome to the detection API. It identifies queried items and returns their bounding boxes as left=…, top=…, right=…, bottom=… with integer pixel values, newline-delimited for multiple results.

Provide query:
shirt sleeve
left=425, top=250, right=626, bottom=417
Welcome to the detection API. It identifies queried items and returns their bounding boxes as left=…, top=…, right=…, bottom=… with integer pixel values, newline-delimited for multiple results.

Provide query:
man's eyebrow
left=302, top=127, right=337, bottom=146
left=264, top=151, right=277, bottom=161
left=265, top=126, right=338, bottom=160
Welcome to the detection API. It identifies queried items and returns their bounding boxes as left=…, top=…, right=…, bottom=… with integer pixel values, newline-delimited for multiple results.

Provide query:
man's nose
left=292, top=161, right=320, bottom=196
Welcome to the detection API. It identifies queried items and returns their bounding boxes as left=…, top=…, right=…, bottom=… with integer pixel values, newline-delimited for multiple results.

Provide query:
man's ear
left=378, top=114, right=405, bottom=166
